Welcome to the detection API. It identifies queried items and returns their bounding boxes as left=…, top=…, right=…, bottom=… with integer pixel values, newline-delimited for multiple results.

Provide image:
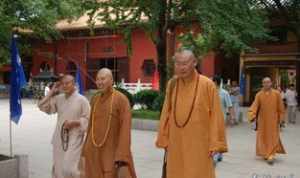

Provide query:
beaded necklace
left=91, top=89, right=115, bottom=147
left=173, top=75, right=199, bottom=128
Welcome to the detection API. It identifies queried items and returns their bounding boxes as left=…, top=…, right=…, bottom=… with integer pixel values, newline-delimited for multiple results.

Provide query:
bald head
left=174, top=49, right=197, bottom=79
left=62, top=74, right=75, bottom=83
left=262, top=77, right=272, bottom=91
left=174, top=49, right=196, bottom=62
left=262, top=77, right=271, bottom=82
left=96, top=68, right=114, bottom=92
left=97, top=68, right=113, bottom=80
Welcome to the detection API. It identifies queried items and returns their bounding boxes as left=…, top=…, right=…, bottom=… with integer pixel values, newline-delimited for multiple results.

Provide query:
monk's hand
left=63, top=120, right=80, bottom=130
left=279, top=120, right=285, bottom=128
left=209, top=151, right=216, bottom=158
left=48, top=82, right=60, bottom=97
left=250, top=117, right=256, bottom=123
left=115, top=161, right=129, bottom=178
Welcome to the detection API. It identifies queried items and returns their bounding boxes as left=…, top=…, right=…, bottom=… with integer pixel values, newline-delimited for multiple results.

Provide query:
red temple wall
left=31, top=27, right=218, bottom=89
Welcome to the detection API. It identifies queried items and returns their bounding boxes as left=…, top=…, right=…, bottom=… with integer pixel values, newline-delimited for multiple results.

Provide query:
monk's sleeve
left=79, top=98, right=91, bottom=133
left=155, top=80, right=172, bottom=149
left=248, top=93, right=260, bottom=122
left=115, top=96, right=132, bottom=163
left=208, top=82, right=228, bottom=153
left=277, top=92, right=285, bottom=122
left=37, top=96, right=57, bottom=114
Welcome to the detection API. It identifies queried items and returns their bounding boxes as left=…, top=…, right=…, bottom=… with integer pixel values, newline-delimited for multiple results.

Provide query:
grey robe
left=38, top=92, right=90, bottom=178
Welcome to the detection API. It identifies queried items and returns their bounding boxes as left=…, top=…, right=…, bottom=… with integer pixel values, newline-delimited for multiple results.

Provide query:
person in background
left=212, top=76, right=234, bottom=164
left=284, top=84, right=298, bottom=124
left=229, top=81, right=240, bottom=125
left=276, top=86, right=287, bottom=128
left=44, top=83, right=51, bottom=96
left=248, top=77, right=286, bottom=165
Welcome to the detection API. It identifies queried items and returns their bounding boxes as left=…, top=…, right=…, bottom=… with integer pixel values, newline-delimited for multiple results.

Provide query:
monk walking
left=156, top=49, right=227, bottom=178
left=80, top=68, right=136, bottom=178
left=38, top=75, right=91, bottom=178
left=248, top=77, right=286, bottom=164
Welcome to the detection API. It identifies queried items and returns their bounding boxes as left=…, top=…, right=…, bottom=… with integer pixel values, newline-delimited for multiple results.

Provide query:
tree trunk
left=156, top=39, right=168, bottom=92
left=54, top=41, right=58, bottom=75
left=156, top=0, right=168, bottom=92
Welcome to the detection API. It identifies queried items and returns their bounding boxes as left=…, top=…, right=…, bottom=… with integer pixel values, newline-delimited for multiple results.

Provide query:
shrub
left=115, top=87, right=134, bottom=107
left=152, top=92, right=165, bottom=111
left=134, top=90, right=159, bottom=110
left=132, top=109, right=160, bottom=120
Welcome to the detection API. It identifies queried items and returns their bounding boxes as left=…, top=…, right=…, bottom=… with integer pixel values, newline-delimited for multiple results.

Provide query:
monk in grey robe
left=38, top=75, right=90, bottom=178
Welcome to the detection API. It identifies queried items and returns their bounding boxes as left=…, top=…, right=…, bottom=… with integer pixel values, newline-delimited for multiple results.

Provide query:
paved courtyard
left=0, top=99, right=300, bottom=178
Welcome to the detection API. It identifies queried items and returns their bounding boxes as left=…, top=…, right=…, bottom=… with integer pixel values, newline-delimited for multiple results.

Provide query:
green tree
left=0, top=0, right=83, bottom=65
left=82, top=0, right=269, bottom=91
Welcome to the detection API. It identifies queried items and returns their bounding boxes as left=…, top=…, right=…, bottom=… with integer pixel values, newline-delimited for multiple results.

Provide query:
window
left=142, top=59, right=156, bottom=76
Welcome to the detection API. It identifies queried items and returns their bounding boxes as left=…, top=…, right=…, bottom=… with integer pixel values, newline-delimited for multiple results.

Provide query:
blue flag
left=239, top=71, right=246, bottom=96
left=10, top=36, right=27, bottom=124
left=75, top=66, right=84, bottom=95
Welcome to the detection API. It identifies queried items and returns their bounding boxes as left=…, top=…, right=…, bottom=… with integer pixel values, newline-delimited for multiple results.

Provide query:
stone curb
left=0, top=155, right=28, bottom=178
left=132, top=107, right=249, bottom=131
left=132, top=119, right=159, bottom=131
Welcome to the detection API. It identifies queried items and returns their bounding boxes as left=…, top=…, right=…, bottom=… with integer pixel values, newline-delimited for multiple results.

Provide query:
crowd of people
left=36, top=49, right=296, bottom=178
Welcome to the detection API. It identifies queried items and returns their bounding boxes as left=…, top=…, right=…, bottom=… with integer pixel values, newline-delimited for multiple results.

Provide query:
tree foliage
left=0, top=0, right=83, bottom=65
left=2, top=0, right=297, bottom=91
left=179, top=0, right=270, bottom=57
left=82, top=0, right=270, bottom=91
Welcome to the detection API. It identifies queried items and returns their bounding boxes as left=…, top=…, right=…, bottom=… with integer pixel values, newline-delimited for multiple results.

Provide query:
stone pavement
left=0, top=99, right=300, bottom=178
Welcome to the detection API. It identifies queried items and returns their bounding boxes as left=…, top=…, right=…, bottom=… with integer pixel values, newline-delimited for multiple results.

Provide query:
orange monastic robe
left=248, top=89, right=286, bottom=158
left=156, top=71, right=227, bottom=178
left=80, top=89, right=136, bottom=178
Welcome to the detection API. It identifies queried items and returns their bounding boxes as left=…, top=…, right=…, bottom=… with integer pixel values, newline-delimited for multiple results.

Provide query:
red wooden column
left=200, top=52, right=219, bottom=78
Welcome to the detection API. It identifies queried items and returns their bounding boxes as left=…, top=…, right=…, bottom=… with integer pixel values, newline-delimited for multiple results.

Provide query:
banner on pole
left=75, top=66, right=84, bottom=95
left=10, top=36, right=27, bottom=124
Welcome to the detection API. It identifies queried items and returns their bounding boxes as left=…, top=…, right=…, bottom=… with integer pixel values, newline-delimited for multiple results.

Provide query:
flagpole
left=8, top=33, right=25, bottom=158
left=9, top=118, right=13, bottom=157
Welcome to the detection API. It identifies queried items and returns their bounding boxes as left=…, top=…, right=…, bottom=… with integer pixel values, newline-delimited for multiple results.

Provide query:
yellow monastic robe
left=156, top=71, right=228, bottom=178
left=80, top=89, right=136, bottom=178
left=248, top=89, right=286, bottom=158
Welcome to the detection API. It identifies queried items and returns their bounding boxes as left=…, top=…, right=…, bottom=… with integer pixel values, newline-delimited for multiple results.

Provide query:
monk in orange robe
left=80, top=68, right=136, bottom=178
left=248, top=77, right=286, bottom=164
left=156, top=49, right=228, bottom=178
